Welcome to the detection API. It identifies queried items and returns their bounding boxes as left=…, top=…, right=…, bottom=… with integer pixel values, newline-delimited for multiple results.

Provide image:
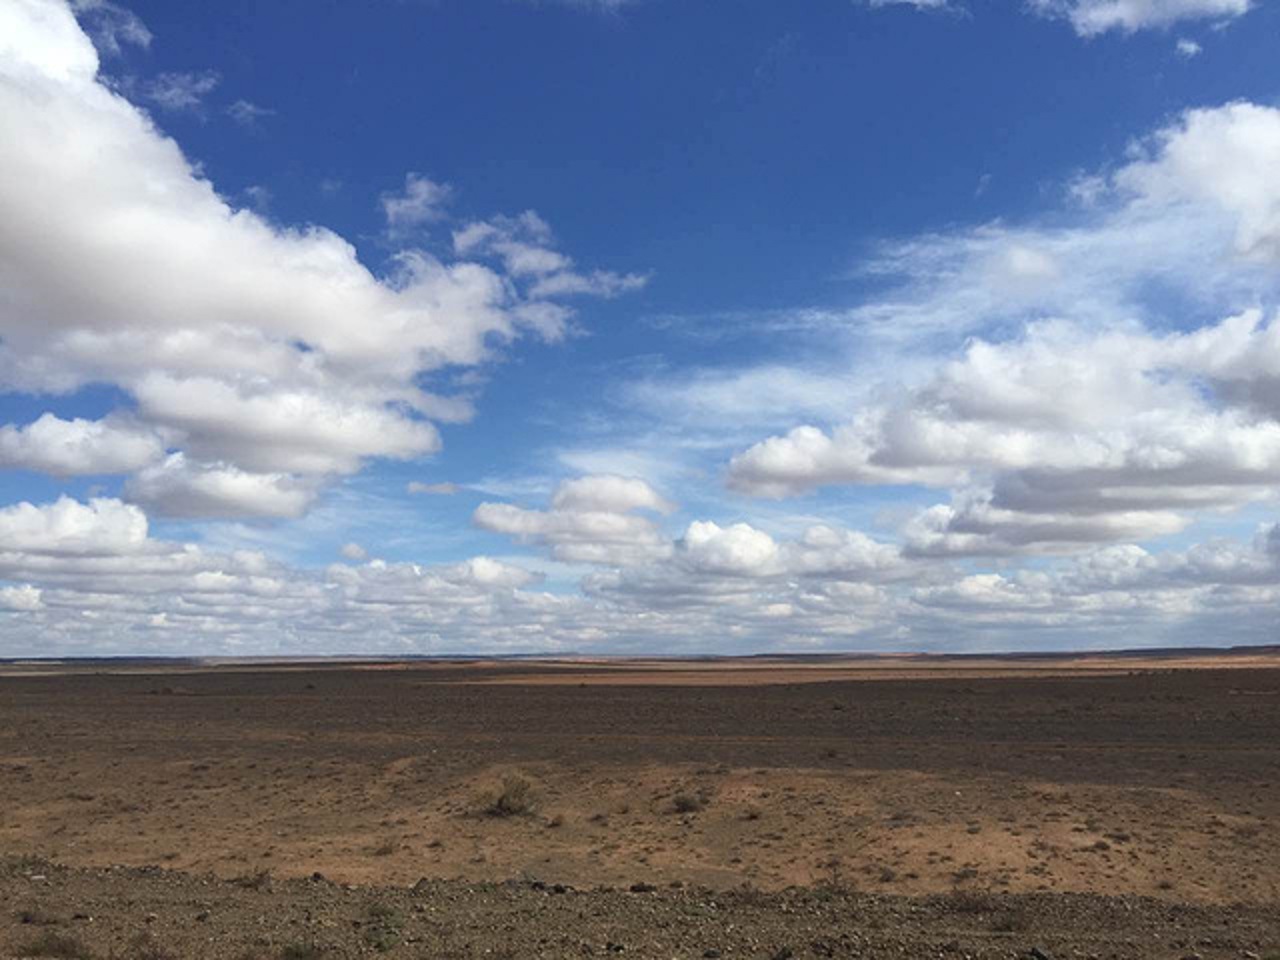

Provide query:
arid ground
left=2, top=651, right=1279, bottom=958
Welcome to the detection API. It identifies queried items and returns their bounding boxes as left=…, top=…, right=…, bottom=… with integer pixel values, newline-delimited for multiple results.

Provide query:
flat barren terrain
left=2, top=652, right=1279, bottom=958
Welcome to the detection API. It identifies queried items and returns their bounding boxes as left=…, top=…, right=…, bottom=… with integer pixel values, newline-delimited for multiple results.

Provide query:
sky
left=1, top=0, right=1279, bottom=657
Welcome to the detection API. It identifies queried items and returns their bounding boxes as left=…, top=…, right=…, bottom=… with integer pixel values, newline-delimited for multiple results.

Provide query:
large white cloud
left=729, top=101, right=1280, bottom=556
left=0, top=0, right=638, bottom=518
left=731, top=310, right=1280, bottom=551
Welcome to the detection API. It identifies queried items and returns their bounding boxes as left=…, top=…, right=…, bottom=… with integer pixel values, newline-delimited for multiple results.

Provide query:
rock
left=1028, top=949, right=1052, bottom=960
left=703, top=950, right=721, bottom=958
left=629, top=882, right=657, bottom=893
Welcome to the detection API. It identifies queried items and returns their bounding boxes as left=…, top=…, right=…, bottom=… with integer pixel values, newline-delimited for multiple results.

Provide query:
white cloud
left=0, top=496, right=149, bottom=556
left=0, top=0, right=640, bottom=519
left=381, top=173, right=451, bottom=232
left=732, top=310, right=1280, bottom=548
left=125, top=454, right=317, bottom=519
left=864, top=0, right=953, bottom=9
left=681, top=520, right=784, bottom=577
left=551, top=474, right=676, bottom=515
left=0, top=584, right=43, bottom=611
left=226, top=99, right=273, bottom=126
left=340, top=542, right=368, bottom=561
left=474, top=475, right=675, bottom=566
left=144, top=70, right=220, bottom=112
left=1175, top=36, right=1203, bottom=55
left=0, top=414, right=163, bottom=475
left=1028, top=0, right=1251, bottom=35
left=455, top=212, right=648, bottom=306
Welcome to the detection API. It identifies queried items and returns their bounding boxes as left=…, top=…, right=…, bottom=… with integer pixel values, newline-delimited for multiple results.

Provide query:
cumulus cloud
left=733, top=310, right=1280, bottom=549
left=0, top=414, right=163, bottom=475
left=1028, top=0, right=1251, bottom=35
left=124, top=454, right=317, bottom=519
left=730, top=102, right=1280, bottom=557
left=473, top=475, right=675, bottom=565
left=0, top=496, right=150, bottom=556
left=0, top=0, right=640, bottom=519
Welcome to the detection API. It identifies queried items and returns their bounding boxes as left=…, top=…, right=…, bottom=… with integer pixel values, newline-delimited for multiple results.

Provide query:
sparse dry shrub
left=936, top=888, right=999, bottom=914
left=671, top=792, right=704, bottom=814
left=485, top=774, right=535, bottom=817
left=232, top=868, right=273, bottom=890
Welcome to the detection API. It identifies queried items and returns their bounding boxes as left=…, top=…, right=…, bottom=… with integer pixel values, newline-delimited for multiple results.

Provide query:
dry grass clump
left=484, top=774, right=536, bottom=817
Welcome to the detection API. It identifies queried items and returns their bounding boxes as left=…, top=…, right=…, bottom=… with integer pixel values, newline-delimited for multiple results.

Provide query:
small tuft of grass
left=671, top=793, right=705, bottom=814
left=232, top=868, right=273, bottom=890
left=936, top=888, right=999, bottom=914
left=363, top=903, right=404, bottom=953
left=279, top=944, right=324, bottom=960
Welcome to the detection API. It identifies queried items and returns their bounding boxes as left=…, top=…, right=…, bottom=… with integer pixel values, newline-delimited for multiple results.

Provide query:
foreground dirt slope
left=3, top=856, right=1279, bottom=960
left=2, top=659, right=1278, bottom=901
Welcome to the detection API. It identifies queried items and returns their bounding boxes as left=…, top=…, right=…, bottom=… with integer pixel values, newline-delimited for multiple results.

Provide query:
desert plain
left=2, top=650, right=1279, bottom=958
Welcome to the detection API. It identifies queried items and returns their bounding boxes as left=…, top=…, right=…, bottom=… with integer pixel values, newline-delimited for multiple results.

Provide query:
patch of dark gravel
left=2, top=857, right=1278, bottom=960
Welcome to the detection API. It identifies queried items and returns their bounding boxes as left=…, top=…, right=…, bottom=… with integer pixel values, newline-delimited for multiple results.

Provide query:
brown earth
left=2, top=654, right=1279, bottom=957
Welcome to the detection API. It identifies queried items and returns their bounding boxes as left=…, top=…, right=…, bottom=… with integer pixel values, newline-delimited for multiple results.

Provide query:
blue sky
left=1, top=0, right=1279, bottom=656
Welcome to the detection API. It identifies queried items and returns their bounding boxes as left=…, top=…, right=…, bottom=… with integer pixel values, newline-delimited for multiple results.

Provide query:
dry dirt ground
left=2, top=653, right=1279, bottom=958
